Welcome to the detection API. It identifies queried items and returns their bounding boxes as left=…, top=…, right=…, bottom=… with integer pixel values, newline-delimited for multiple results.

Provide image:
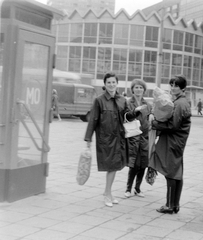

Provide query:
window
left=194, top=35, right=202, bottom=54
left=201, top=59, right=203, bottom=87
left=84, top=23, right=97, bottom=43
left=70, top=23, right=83, bottom=43
left=172, top=53, right=182, bottom=75
left=99, top=23, right=113, bottom=44
left=173, top=30, right=183, bottom=51
left=113, top=48, right=127, bottom=80
left=82, top=47, right=96, bottom=74
left=143, top=50, right=157, bottom=82
left=161, top=52, right=171, bottom=84
left=185, top=33, right=193, bottom=53
left=130, top=25, right=144, bottom=46
left=163, top=29, right=172, bottom=49
left=57, top=24, right=69, bottom=42
left=183, top=55, right=192, bottom=81
left=114, top=24, right=129, bottom=45
left=128, top=49, right=143, bottom=81
left=97, top=48, right=112, bottom=79
left=69, top=46, right=81, bottom=72
left=145, top=26, right=158, bottom=48
left=192, top=57, right=200, bottom=86
left=56, top=46, right=68, bottom=71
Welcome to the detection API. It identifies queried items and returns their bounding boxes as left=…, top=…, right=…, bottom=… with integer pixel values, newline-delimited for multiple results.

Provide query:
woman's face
left=133, top=84, right=144, bottom=97
left=170, top=83, right=182, bottom=97
left=105, top=77, right=118, bottom=95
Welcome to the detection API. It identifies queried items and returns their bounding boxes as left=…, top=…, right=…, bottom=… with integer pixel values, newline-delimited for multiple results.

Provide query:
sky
left=35, top=0, right=161, bottom=15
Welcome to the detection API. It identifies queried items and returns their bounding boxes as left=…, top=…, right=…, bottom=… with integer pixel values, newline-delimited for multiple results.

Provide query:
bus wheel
left=80, top=112, right=90, bottom=122
left=80, top=115, right=87, bottom=122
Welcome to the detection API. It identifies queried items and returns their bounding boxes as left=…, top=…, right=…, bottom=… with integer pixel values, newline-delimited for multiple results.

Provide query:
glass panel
left=185, top=33, right=193, bottom=53
left=163, top=29, right=172, bottom=49
left=130, top=25, right=144, bottom=47
left=145, top=26, right=158, bottom=48
left=17, top=43, right=49, bottom=168
left=99, top=23, right=113, bottom=44
left=70, top=23, right=83, bottom=43
left=173, top=30, right=183, bottom=51
left=58, top=24, right=69, bottom=42
left=114, top=24, right=129, bottom=45
left=0, top=33, right=4, bottom=152
left=84, top=23, right=97, bottom=43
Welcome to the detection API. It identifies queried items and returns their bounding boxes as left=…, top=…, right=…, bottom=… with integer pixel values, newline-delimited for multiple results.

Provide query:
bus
left=52, top=69, right=96, bottom=121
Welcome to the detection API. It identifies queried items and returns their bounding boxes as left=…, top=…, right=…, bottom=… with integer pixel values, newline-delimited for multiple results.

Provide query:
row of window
left=53, top=23, right=203, bottom=55
left=56, top=46, right=203, bottom=87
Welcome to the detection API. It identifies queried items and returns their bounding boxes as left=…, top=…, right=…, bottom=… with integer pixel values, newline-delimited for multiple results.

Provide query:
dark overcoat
left=127, top=96, right=152, bottom=169
left=150, top=93, right=191, bottom=180
left=84, top=91, right=138, bottom=172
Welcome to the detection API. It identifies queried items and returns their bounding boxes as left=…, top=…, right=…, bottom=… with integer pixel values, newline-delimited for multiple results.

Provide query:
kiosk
left=0, top=0, right=63, bottom=202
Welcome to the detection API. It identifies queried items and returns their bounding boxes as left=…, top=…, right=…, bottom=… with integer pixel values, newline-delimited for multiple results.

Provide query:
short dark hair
left=103, top=72, right=118, bottom=84
left=169, top=75, right=187, bottom=91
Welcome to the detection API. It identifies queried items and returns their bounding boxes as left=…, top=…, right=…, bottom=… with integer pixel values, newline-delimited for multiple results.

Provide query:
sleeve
left=152, top=102, right=183, bottom=132
left=84, top=98, right=100, bottom=142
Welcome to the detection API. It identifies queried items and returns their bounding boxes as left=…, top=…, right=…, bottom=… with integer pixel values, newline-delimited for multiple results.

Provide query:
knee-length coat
left=150, top=93, right=191, bottom=180
left=127, top=96, right=152, bottom=169
left=84, top=91, right=139, bottom=172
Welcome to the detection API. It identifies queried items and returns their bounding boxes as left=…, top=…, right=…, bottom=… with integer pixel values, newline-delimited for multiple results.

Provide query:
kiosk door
left=7, top=29, right=54, bottom=201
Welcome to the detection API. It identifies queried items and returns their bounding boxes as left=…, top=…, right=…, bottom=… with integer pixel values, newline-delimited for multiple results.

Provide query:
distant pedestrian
left=150, top=75, right=191, bottom=214
left=52, top=89, right=61, bottom=121
left=197, top=99, right=202, bottom=115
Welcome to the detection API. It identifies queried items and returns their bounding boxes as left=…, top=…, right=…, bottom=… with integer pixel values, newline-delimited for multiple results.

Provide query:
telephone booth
left=0, top=0, right=63, bottom=202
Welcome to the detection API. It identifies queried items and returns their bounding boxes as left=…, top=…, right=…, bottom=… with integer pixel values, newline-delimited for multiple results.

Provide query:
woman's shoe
left=173, top=206, right=180, bottom=213
left=104, top=196, right=113, bottom=207
left=111, top=197, right=119, bottom=204
left=156, top=206, right=173, bottom=214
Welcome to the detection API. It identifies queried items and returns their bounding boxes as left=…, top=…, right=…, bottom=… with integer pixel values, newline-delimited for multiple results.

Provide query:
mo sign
left=26, top=87, right=41, bottom=105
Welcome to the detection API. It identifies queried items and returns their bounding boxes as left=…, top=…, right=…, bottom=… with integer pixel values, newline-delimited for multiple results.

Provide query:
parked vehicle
left=52, top=69, right=96, bottom=121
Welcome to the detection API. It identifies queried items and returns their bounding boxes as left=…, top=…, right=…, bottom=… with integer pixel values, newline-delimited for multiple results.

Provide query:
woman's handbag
left=123, top=113, right=142, bottom=138
left=76, top=147, right=92, bottom=185
left=145, top=167, right=157, bottom=185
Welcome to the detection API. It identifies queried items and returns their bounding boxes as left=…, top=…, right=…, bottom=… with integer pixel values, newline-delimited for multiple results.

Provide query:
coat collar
left=104, top=90, right=121, bottom=100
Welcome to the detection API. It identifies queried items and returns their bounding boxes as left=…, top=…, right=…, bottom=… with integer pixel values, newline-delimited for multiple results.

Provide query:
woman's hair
left=52, top=89, right=57, bottom=94
left=169, top=75, right=187, bottom=91
left=103, top=72, right=118, bottom=84
left=130, top=79, right=147, bottom=94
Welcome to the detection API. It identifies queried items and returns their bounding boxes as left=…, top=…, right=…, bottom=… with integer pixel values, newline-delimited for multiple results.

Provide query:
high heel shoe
left=156, top=206, right=173, bottom=214
left=104, top=196, right=113, bottom=207
left=173, top=206, right=180, bottom=213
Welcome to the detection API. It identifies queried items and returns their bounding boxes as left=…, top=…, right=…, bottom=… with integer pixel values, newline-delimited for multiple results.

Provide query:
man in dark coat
left=150, top=75, right=191, bottom=214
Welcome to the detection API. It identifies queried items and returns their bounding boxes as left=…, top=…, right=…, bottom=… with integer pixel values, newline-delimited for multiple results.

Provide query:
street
left=0, top=116, right=202, bottom=239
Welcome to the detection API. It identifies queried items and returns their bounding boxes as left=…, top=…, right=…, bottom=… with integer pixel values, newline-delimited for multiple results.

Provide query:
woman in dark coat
left=84, top=72, right=141, bottom=207
left=124, top=79, right=152, bottom=198
left=150, top=75, right=191, bottom=214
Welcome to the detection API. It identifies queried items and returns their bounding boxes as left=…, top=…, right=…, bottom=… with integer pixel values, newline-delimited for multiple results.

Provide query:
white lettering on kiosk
left=26, top=87, right=41, bottom=105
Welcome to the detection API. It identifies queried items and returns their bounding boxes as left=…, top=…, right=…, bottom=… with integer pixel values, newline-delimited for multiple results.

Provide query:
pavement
left=0, top=114, right=203, bottom=240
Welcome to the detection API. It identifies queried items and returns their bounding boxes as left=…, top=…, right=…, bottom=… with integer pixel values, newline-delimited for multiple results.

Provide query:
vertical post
left=156, top=1, right=165, bottom=88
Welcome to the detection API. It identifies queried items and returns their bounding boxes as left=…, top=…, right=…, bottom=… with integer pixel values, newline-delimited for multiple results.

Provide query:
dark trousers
left=126, top=167, right=145, bottom=193
left=165, top=177, right=183, bottom=208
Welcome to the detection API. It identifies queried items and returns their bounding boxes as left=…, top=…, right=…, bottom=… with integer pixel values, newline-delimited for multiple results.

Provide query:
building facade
left=52, top=9, right=203, bottom=107
left=47, top=0, right=115, bottom=15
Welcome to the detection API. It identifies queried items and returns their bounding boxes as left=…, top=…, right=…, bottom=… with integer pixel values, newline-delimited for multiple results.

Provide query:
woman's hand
left=135, top=105, right=147, bottom=112
left=87, top=141, right=91, bottom=148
